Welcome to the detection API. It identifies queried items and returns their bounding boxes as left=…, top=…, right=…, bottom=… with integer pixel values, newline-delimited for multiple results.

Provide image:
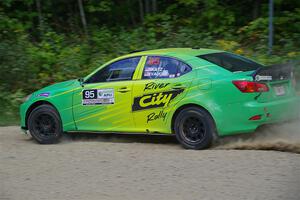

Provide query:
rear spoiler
left=252, top=63, right=294, bottom=82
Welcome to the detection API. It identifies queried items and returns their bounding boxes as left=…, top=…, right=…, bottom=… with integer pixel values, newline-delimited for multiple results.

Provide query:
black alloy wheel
left=28, top=104, right=63, bottom=144
left=181, top=116, right=206, bottom=143
left=174, top=107, right=216, bottom=150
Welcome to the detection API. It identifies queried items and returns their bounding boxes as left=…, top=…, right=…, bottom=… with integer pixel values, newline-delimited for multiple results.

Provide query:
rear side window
left=85, top=57, right=141, bottom=83
left=142, top=56, right=191, bottom=79
left=198, top=52, right=263, bottom=72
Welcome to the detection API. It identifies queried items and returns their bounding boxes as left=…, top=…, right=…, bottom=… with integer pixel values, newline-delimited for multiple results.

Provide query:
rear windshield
left=198, top=52, right=263, bottom=72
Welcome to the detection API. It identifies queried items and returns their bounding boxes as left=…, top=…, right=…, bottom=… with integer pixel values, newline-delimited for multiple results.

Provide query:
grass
left=0, top=109, right=19, bottom=126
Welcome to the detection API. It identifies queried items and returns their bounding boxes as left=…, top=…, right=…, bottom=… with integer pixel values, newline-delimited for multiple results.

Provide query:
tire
left=174, top=107, right=216, bottom=150
left=28, top=104, right=63, bottom=144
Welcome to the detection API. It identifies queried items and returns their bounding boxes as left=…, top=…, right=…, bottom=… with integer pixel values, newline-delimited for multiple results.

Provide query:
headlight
left=23, top=94, right=32, bottom=102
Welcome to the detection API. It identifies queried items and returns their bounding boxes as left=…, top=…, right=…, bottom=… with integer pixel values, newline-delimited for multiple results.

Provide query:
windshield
left=198, top=52, right=263, bottom=72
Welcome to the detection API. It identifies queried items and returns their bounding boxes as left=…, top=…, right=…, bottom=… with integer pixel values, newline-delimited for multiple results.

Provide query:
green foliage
left=0, top=0, right=299, bottom=125
left=86, top=0, right=113, bottom=12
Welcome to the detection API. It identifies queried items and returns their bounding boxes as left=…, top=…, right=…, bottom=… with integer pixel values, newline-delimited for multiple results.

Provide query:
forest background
left=0, top=0, right=299, bottom=125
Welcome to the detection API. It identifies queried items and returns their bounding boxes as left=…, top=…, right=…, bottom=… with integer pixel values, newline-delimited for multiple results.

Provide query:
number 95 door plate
left=82, top=89, right=115, bottom=105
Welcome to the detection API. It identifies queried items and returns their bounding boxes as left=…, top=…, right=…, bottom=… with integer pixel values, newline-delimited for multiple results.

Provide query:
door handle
left=172, top=84, right=185, bottom=90
left=117, top=87, right=131, bottom=93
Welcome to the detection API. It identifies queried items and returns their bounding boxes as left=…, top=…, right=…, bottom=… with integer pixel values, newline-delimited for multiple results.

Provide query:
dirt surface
left=1, top=126, right=300, bottom=200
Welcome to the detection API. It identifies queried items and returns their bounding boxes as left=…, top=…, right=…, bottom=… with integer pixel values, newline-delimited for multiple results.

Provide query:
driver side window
left=86, top=57, right=141, bottom=83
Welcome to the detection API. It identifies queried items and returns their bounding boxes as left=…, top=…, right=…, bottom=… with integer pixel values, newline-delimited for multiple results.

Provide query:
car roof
left=85, top=48, right=224, bottom=81
left=127, top=48, right=224, bottom=57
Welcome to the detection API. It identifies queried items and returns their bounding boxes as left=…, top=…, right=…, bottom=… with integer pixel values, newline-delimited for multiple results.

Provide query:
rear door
left=131, top=56, right=194, bottom=133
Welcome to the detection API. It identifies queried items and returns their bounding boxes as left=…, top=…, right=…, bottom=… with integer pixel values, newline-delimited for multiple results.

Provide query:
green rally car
left=20, top=48, right=300, bottom=149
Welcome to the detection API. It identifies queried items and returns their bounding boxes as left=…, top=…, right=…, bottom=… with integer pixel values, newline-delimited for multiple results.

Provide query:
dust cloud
left=63, top=120, right=300, bottom=153
left=214, top=120, right=300, bottom=153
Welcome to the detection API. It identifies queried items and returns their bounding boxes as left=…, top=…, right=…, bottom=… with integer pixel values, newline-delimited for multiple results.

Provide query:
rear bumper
left=217, top=95, right=300, bottom=136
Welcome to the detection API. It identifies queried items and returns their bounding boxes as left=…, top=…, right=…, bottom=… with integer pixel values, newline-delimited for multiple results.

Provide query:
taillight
left=232, top=81, right=269, bottom=93
left=249, top=115, right=262, bottom=120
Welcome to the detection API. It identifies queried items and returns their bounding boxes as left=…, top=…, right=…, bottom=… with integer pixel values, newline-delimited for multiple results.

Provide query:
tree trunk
left=27, top=2, right=37, bottom=41
left=66, top=3, right=76, bottom=33
left=152, top=0, right=157, bottom=14
left=139, top=0, right=144, bottom=22
left=127, top=0, right=136, bottom=26
left=35, top=0, right=43, bottom=35
left=252, top=0, right=261, bottom=19
left=144, top=0, right=150, bottom=15
left=77, top=0, right=88, bottom=36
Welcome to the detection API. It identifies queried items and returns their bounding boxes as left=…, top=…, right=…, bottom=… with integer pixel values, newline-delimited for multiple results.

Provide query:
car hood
left=35, top=79, right=79, bottom=95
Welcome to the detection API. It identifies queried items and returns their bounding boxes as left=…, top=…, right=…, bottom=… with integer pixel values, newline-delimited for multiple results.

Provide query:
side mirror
left=78, top=78, right=84, bottom=87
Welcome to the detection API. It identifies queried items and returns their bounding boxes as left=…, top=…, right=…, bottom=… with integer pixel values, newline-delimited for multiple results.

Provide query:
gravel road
left=0, top=126, right=299, bottom=200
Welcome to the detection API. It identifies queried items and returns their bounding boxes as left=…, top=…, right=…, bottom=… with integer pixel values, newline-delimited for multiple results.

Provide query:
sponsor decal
left=144, top=82, right=170, bottom=91
left=147, top=111, right=167, bottom=123
left=143, top=66, right=165, bottom=78
left=147, top=57, right=160, bottom=65
left=38, top=92, right=50, bottom=97
left=255, top=75, right=272, bottom=81
left=132, top=89, right=184, bottom=111
left=82, top=88, right=114, bottom=105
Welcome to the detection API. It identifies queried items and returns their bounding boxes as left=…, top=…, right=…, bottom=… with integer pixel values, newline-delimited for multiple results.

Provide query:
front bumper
left=20, top=102, right=30, bottom=130
left=21, top=126, right=28, bottom=134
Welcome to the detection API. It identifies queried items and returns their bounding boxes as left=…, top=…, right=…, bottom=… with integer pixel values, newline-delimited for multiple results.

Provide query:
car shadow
left=63, top=130, right=256, bottom=146
left=64, top=132, right=179, bottom=145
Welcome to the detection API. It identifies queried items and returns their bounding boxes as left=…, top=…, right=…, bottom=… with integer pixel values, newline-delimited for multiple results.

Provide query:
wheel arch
left=171, top=103, right=217, bottom=134
left=25, top=100, right=59, bottom=129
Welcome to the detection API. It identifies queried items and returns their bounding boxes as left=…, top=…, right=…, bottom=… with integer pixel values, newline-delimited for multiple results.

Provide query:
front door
left=72, top=56, right=142, bottom=132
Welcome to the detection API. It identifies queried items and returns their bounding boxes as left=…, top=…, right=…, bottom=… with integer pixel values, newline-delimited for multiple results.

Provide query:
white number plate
left=82, top=89, right=115, bottom=105
left=274, top=86, right=285, bottom=96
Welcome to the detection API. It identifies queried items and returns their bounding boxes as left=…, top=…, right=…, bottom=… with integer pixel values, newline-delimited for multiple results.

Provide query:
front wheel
left=28, top=104, right=63, bottom=144
left=174, top=107, right=216, bottom=150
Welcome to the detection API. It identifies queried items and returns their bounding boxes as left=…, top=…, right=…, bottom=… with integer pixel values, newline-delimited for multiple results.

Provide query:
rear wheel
left=174, top=107, right=216, bottom=150
left=28, top=104, right=63, bottom=144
